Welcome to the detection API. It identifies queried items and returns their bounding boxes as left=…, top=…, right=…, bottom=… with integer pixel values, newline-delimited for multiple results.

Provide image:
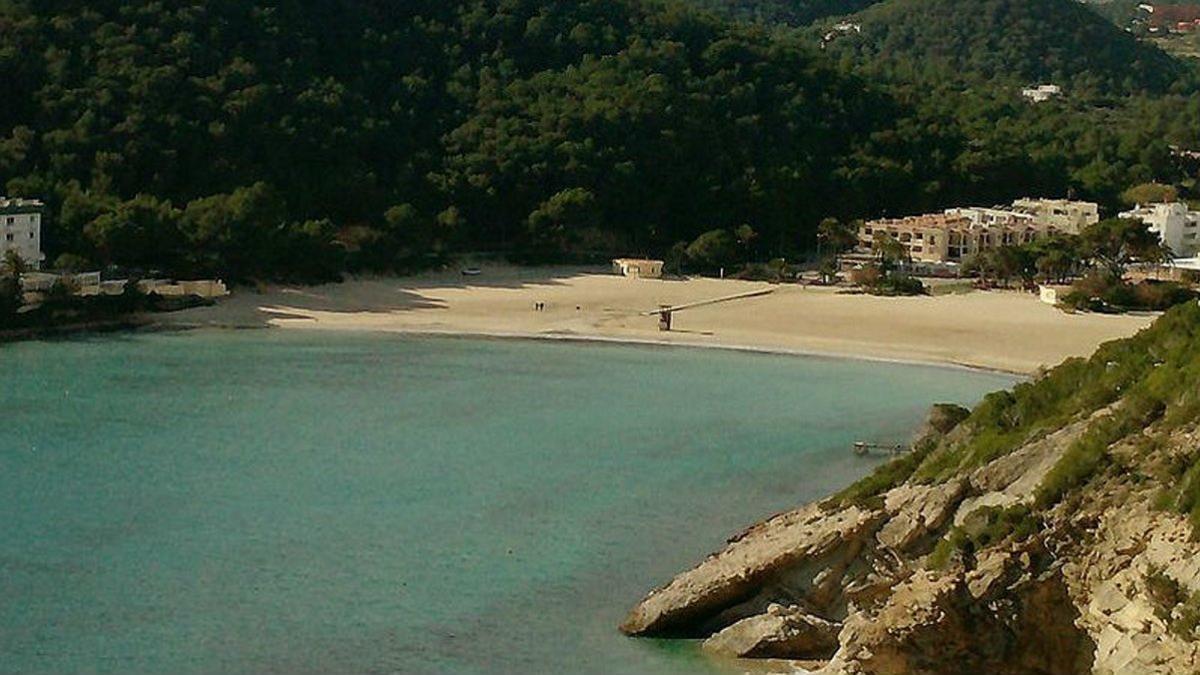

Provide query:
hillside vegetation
left=819, top=0, right=1186, bottom=93
left=842, top=300, right=1200, bottom=520
left=0, top=0, right=963, bottom=280
left=687, top=0, right=877, bottom=25
left=811, top=0, right=1200, bottom=208
left=0, top=0, right=1198, bottom=283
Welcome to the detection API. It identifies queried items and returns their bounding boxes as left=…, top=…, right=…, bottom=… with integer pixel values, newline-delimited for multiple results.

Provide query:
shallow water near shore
left=0, top=331, right=1014, bottom=674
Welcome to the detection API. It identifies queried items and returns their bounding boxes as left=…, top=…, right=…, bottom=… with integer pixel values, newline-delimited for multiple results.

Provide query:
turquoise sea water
left=0, top=331, right=1014, bottom=674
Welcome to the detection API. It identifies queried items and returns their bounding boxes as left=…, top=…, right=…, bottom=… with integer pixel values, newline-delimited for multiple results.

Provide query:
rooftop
left=867, top=213, right=971, bottom=228
left=0, top=197, right=45, bottom=215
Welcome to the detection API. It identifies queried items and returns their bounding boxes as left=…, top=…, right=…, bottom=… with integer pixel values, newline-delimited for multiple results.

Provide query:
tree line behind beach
left=2, top=0, right=1200, bottom=282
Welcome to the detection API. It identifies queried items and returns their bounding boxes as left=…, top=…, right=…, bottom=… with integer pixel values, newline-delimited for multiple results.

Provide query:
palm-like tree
left=872, top=232, right=909, bottom=274
left=2, top=250, right=26, bottom=277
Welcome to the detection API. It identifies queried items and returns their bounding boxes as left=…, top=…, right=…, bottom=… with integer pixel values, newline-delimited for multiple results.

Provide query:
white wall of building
left=1011, top=198, right=1100, bottom=235
left=1022, top=84, right=1062, bottom=103
left=0, top=198, right=45, bottom=270
left=1119, top=202, right=1200, bottom=257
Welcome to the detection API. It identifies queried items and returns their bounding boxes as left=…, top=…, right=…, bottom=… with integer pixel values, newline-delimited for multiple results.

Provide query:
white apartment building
left=1011, top=198, right=1100, bottom=235
left=858, top=197, right=1102, bottom=265
left=1119, top=202, right=1200, bottom=257
left=0, top=197, right=45, bottom=270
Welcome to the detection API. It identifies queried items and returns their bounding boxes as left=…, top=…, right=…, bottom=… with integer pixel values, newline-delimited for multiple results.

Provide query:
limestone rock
left=965, top=546, right=1016, bottom=599
left=825, top=567, right=1094, bottom=675
left=623, top=386, right=1200, bottom=673
left=876, top=479, right=968, bottom=552
left=702, top=604, right=841, bottom=659
left=620, top=503, right=885, bottom=636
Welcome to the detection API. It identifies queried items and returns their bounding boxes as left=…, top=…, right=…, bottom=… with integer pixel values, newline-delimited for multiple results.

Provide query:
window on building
left=863, top=227, right=872, bottom=235
left=929, top=236, right=936, bottom=245
left=5, top=233, right=12, bottom=241
left=5, top=217, right=12, bottom=225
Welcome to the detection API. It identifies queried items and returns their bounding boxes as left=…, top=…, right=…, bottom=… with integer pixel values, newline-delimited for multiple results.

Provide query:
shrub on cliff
left=927, top=504, right=1042, bottom=570
left=909, top=301, right=1200, bottom=494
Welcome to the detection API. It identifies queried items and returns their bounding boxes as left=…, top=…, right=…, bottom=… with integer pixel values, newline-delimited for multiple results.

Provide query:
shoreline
left=155, top=267, right=1157, bottom=376
left=0, top=317, right=151, bottom=344
left=158, top=320, right=1029, bottom=377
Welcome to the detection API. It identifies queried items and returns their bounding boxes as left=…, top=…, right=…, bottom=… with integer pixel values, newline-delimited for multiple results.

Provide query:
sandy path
left=162, top=265, right=1157, bottom=374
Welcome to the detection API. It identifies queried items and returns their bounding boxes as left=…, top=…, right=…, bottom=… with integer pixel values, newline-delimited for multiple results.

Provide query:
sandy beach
left=163, top=265, right=1158, bottom=375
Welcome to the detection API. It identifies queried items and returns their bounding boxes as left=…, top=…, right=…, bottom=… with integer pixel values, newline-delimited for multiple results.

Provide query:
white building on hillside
left=1022, top=84, right=1063, bottom=103
left=1119, top=202, right=1200, bottom=257
left=0, top=197, right=45, bottom=270
left=1011, top=198, right=1100, bottom=235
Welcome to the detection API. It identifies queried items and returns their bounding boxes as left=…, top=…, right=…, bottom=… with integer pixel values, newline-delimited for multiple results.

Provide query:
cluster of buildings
left=856, top=198, right=1100, bottom=266
left=0, top=196, right=229, bottom=303
left=1021, top=84, right=1063, bottom=104
left=820, top=22, right=861, bottom=49
left=1136, top=3, right=1200, bottom=33
left=19, top=273, right=228, bottom=299
left=856, top=194, right=1200, bottom=280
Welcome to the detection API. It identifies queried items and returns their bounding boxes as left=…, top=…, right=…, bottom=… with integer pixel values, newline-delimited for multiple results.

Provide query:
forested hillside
left=0, top=0, right=959, bottom=280
left=1, top=0, right=1198, bottom=282
left=818, top=0, right=1185, bottom=93
left=809, top=0, right=1200, bottom=208
left=686, top=0, right=876, bottom=25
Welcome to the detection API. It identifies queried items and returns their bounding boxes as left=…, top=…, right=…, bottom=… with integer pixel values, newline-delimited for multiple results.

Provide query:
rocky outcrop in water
left=619, top=503, right=886, bottom=637
left=703, top=603, right=840, bottom=659
left=621, top=311, right=1200, bottom=675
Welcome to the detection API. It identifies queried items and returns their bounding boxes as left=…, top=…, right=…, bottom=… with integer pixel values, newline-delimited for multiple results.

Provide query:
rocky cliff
left=622, top=302, right=1200, bottom=674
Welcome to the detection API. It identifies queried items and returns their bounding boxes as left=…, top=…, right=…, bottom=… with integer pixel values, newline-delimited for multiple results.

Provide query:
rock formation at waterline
left=622, top=303, right=1200, bottom=673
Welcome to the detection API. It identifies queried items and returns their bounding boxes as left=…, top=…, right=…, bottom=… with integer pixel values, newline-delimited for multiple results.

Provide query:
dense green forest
left=0, top=0, right=961, bottom=280
left=686, top=0, right=875, bottom=25
left=812, top=0, right=1200, bottom=207
left=817, top=0, right=1185, bottom=93
left=1, top=0, right=1199, bottom=282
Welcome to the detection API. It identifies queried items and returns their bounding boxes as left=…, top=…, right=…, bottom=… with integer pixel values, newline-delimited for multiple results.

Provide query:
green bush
left=1134, top=282, right=1196, bottom=311
left=732, top=260, right=795, bottom=282
left=927, top=505, right=1042, bottom=570
left=1036, top=393, right=1165, bottom=507
left=1144, top=566, right=1200, bottom=640
left=918, top=302, right=1200, bottom=483
left=1061, top=274, right=1195, bottom=313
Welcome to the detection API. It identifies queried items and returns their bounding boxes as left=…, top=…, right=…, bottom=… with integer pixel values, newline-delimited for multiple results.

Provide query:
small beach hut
left=612, top=258, right=664, bottom=279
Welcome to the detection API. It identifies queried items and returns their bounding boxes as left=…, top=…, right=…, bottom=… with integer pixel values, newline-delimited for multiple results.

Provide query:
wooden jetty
left=853, top=441, right=908, bottom=457
left=642, top=288, right=775, bottom=332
